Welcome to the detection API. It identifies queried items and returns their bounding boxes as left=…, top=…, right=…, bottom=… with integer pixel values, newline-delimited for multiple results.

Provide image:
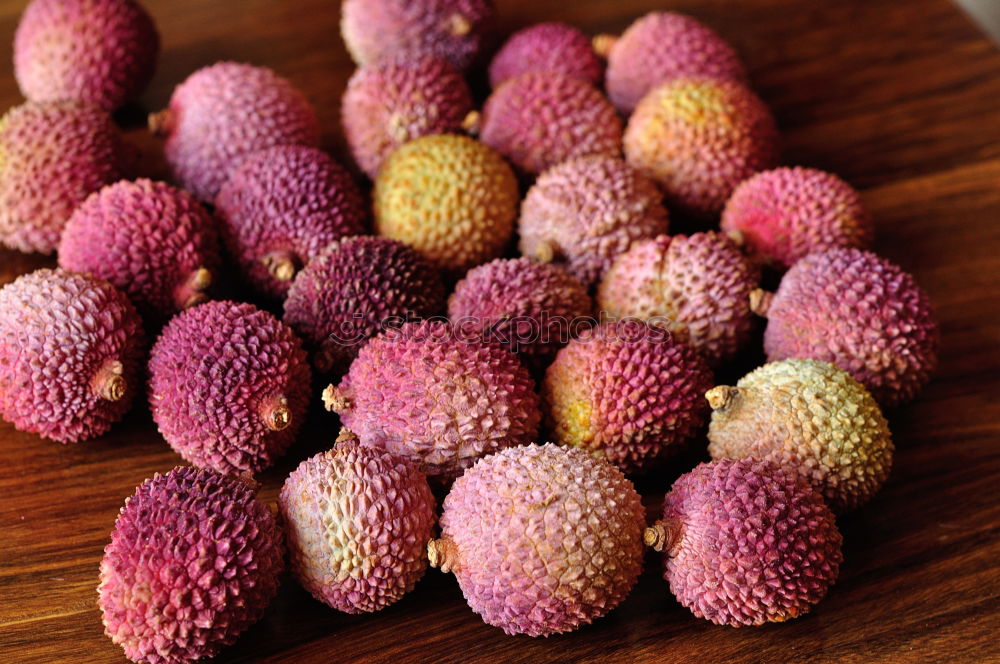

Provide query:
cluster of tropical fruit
left=0, top=0, right=939, bottom=661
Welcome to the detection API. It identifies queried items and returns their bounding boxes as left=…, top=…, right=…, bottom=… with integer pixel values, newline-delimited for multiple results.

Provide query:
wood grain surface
left=1, top=1, right=999, bottom=663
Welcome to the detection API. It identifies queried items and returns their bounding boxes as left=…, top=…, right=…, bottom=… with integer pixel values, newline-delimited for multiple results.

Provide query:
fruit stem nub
left=748, top=288, right=773, bottom=317
left=592, top=34, right=618, bottom=58
left=427, top=538, right=459, bottom=573
left=705, top=386, right=739, bottom=410
left=322, top=385, right=351, bottom=413
left=148, top=109, right=174, bottom=136
left=93, top=359, right=126, bottom=402
left=336, top=427, right=359, bottom=445
left=448, top=13, right=471, bottom=36
left=461, top=110, right=481, bottom=135
left=263, top=395, right=292, bottom=431
left=262, top=250, right=299, bottom=282
left=644, top=519, right=682, bottom=555
left=175, top=267, right=213, bottom=310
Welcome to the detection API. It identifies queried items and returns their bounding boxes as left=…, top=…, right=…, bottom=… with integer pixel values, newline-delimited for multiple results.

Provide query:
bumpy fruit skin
left=754, top=248, right=939, bottom=407
left=342, top=54, right=474, bottom=179
left=99, top=466, right=284, bottom=664
left=624, top=77, right=779, bottom=218
left=151, top=62, right=320, bottom=202
left=215, top=146, right=367, bottom=299
left=374, top=134, right=518, bottom=274
left=648, top=458, right=842, bottom=626
left=479, top=71, right=622, bottom=175
left=598, top=11, right=745, bottom=115
left=428, top=444, right=646, bottom=636
left=323, top=320, right=541, bottom=480
left=519, top=156, right=670, bottom=288
left=148, top=301, right=312, bottom=475
left=278, top=439, right=437, bottom=613
left=0, top=269, right=143, bottom=443
left=283, top=236, right=446, bottom=375
left=706, top=359, right=892, bottom=512
left=488, top=22, right=602, bottom=88
left=58, top=179, right=220, bottom=323
left=448, top=258, right=591, bottom=362
left=340, top=0, right=495, bottom=71
left=597, top=233, right=758, bottom=366
left=14, top=0, right=159, bottom=111
left=0, top=101, right=128, bottom=254
left=722, top=167, right=873, bottom=269
left=542, top=320, right=713, bottom=473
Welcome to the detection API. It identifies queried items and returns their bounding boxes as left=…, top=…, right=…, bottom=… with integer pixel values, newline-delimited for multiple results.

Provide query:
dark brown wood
left=1, top=1, right=999, bottom=662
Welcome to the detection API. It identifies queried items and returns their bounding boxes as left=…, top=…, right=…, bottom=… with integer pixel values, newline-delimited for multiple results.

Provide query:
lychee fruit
left=488, top=22, right=602, bottom=88
left=706, top=359, right=893, bottom=512
left=323, top=320, right=541, bottom=480
left=14, top=0, right=159, bottom=111
left=542, top=319, right=713, bottom=473
left=150, top=62, right=320, bottom=201
left=597, top=232, right=758, bottom=366
left=342, top=54, right=475, bottom=179
left=148, top=300, right=312, bottom=475
left=595, top=11, right=745, bottom=115
left=283, top=236, right=446, bottom=375
left=624, top=76, right=779, bottom=218
left=99, top=466, right=284, bottom=664
left=721, top=167, right=874, bottom=269
left=0, top=101, right=129, bottom=254
left=478, top=71, right=622, bottom=175
left=215, top=146, right=367, bottom=299
left=751, top=248, right=939, bottom=406
left=58, top=179, right=220, bottom=323
left=0, top=268, right=144, bottom=443
left=519, top=155, right=670, bottom=289
left=427, top=443, right=646, bottom=636
left=448, top=257, right=591, bottom=363
left=278, top=436, right=437, bottom=613
left=374, top=134, right=518, bottom=274
left=646, top=458, right=843, bottom=626
left=340, top=0, right=496, bottom=71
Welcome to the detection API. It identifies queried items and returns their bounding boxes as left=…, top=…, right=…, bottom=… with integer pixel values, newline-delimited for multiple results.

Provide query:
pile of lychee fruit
left=0, top=0, right=940, bottom=662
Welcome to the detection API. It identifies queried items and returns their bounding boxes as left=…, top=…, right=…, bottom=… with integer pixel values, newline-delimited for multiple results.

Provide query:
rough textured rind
left=14, top=0, right=159, bottom=111
left=283, top=236, right=446, bottom=375
left=479, top=71, right=622, bottom=175
left=340, top=0, right=495, bottom=71
left=624, top=77, right=779, bottom=218
left=148, top=300, right=312, bottom=475
left=707, top=359, right=893, bottom=512
left=0, top=269, right=143, bottom=443
left=756, top=248, right=939, bottom=406
left=58, top=179, right=221, bottom=323
left=342, top=54, right=474, bottom=179
left=721, top=167, right=873, bottom=269
left=324, top=320, right=541, bottom=479
left=0, top=101, right=128, bottom=254
left=489, top=22, right=602, bottom=88
left=542, top=320, right=713, bottom=473
left=652, top=458, right=842, bottom=626
left=519, top=156, right=670, bottom=288
left=278, top=440, right=437, bottom=613
left=429, top=444, right=646, bottom=636
left=152, top=62, right=320, bottom=202
left=448, top=258, right=592, bottom=362
left=99, top=466, right=284, bottom=664
left=215, top=146, right=367, bottom=299
left=597, top=232, right=758, bottom=366
left=373, top=134, right=518, bottom=274
left=601, top=11, right=745, bottom=115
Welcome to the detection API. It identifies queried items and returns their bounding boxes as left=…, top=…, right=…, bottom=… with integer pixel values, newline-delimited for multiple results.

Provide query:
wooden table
left=1, top=1, right=999, bottom=662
